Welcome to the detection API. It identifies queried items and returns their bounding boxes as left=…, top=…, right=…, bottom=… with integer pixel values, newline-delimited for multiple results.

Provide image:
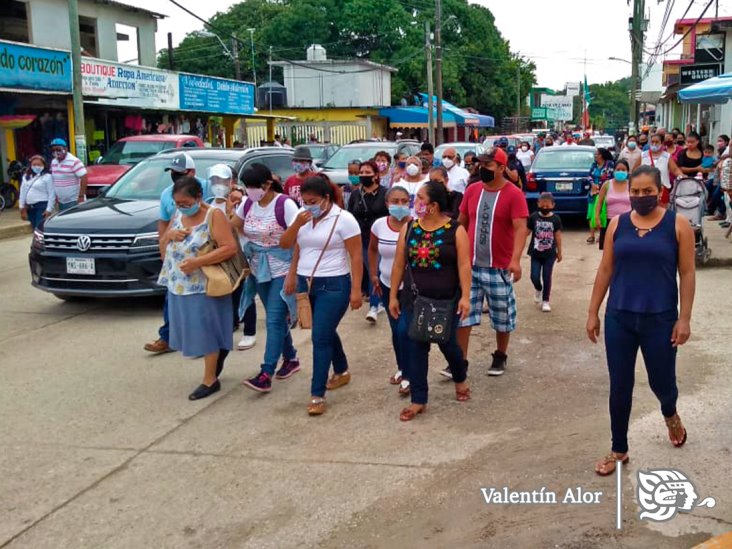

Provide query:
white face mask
left=521, top=146, right=529, bottom=152
left=211, top=184, right=230, bottom=198
left=405, top=163, right=420, bottom=176
left=442, top=157, right=455, bottom=169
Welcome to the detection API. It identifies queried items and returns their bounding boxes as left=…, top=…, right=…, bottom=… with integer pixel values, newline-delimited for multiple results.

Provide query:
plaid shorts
left=458, top=266, right=517, bottom=332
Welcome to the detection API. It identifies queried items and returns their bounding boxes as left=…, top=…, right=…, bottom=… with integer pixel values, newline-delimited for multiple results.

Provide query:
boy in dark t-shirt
left=528, top=192, right=563, bottom=312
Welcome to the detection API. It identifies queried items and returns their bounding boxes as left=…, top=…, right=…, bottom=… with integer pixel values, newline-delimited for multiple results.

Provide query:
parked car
left=483, top=135, right=520, bottom=149
left=525, top=145, right=596, bottom=215
left=434, top=142, right=486, bottom=165
left=592, top=135, right=617, bottom=153
left=302, top=143, right=340, bottom=168
left=86, top=135, right=205, bottom=197
left=29, top=147, right=294, bottom=300
left=319, top=140, right=421, bottom=184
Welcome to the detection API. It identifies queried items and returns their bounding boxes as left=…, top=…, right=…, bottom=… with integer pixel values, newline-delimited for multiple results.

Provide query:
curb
left=0, top=222, right=31, bottom=241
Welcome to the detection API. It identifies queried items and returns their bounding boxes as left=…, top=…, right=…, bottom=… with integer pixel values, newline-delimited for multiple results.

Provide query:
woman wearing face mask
left=19, top=155, right=55, bottom=229
left=231, top=164, right=301, bottom=393
left=374, top=151, right=393, bottom=188
left=641, top=133, right=682, bottom=207
left=587, top=148, right=615, bottom=244
left=618, top=136, right=641, bottom=171
left=281, top=176, right=363, bottom=416
left=389, top=181, right=472, bottom=421
left=157, top=176, right=238, bottom=400
left=394, top=156, right=428, bottom=215
left=207, top=164, right=235, bottom=216
left=587, top=166, right=695, bottom=476
left=594, top=159, right=632, bottom=250
left=368, top=186, right=412, bottom=395
left=347, top=160, right=389, bottom=323
left=676, top=131, right=704, bottom=177
left=429, top=166, right=463, bottom=219
left=516, top=141, right=534, bottom=170
left=393, top=152, right=409, bottom=182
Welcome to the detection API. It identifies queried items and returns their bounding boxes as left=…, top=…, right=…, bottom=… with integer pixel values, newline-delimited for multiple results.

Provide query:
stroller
left=669, top=176, right=711, bottom=265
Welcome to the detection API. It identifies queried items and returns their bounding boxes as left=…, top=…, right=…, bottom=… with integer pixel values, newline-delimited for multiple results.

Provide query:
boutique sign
left=81, top=59, right=179, bottom=109
left=0, top=40, right=71, bottom=93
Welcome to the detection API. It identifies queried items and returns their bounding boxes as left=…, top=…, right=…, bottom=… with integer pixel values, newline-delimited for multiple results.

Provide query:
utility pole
left=434, top=0, right=444, bottom=145
left=629, top=0, right=646, bottom=135
left=269, top=45, right=273, bottom=114
left=231, top=36, right=241, bottom=80
left=247, top=28, right=257, bottom=87
left=167, top=32, right=174, bottom=70
left=68, top=0, right=86, bottom=163
left=425, top=21, right=435, bottom=145
left=516, top=61, right=521, bottom=134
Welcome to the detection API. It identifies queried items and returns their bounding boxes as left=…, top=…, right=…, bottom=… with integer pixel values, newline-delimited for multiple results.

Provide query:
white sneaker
left=541, top=302, right=552, bottom=312
left=534, top=290, right=542, bottom=304
left=376, top=304, right=386, bottom=315
left=237, top=335, right=257, bottom=350
left=365, top=306, right=378, bottom=323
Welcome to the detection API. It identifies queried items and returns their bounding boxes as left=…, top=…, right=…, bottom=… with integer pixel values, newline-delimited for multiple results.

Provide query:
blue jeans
left=58, top=200, right=78, bottom=211
left=380, top=281, right=408, bottom=373
left=231, top=283, right=257, bottom=335
left=362, top=243, right=380, bottom=309
left=400, top=309, right=467, bottom=405
left=709, top=185, right=726, bottom=216
left=26, top=202, right=48, bottom=230
left=530, top=255, right=556, bottom=302
left=158, top=294, right=170, bottom=343
left=256, top=276, right=297, bottom=376
left=604, top=309, right=679, bottom=454
left=299, top=274, right=351, bottom=397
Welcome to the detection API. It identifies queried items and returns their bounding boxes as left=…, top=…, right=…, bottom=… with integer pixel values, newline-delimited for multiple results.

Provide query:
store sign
left=540, top=94, right=573, bottom=121
left=179, top=74, right=255, bottom=115
left=680, top=63, right=721, bottom=86
left=565, top=82, right=580, bottom=97
left=531, top=107, right=547, bottom=120
left=695, top=33, right=725, bottom=65
left=81, top=59, right=179, bottom=109
left=0, top=40, right=71, bottom=93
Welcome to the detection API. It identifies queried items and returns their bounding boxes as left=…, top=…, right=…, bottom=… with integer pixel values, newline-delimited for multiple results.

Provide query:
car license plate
left=555, top=182, right=573, bottom=192
left=66, top=257, right=95, bottom=275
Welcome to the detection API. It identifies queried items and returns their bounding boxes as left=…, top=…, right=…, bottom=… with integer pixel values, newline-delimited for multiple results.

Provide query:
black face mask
left=539, top=207, right=553, bottom=215
left=479, top=167, right=495, bottom=184
left=360, top=175, right=376, bottom=187
left=630, top=195, right=658, bottom=216
left=171, top=172, right=186, bottom=183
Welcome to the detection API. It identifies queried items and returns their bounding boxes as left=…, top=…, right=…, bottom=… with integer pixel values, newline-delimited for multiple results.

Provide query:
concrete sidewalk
left=0, top=209, right=31, bottom=240
left=706, top=217, right=732, bottom=267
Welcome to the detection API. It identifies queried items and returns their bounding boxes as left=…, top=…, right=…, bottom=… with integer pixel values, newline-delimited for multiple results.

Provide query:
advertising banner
left=179, top=74, right=255, bottom=115
left=0, top=40, right=71, bottom=93
left=81, top=59, right=179, bottom=109
left=540, top=94, right=574, bottom=120
left=565, top=82, right=580, bottom=97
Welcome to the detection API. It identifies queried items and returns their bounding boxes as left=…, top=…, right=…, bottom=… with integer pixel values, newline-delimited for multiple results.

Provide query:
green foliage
left=573, top=77, right=631, bottom=130
left=158, top=0, right=536, bottom=121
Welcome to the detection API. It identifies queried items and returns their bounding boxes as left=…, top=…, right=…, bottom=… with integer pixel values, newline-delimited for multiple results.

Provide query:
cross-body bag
left=197, top=208, right=250, bottom=297
left=404, top=224, right=458, bottom=344
left=296, top=214, right=340, bottom=329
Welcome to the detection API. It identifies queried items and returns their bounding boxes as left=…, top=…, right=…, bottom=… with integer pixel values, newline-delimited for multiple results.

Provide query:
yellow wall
left=265, top=108, right=380, bottom=122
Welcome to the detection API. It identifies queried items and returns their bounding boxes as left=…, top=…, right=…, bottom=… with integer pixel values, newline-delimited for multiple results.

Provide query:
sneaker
left=376, top=304, right=386, bottom=315
left=487, top=351, right=507, bottom=376
left=534, top=290, right=542, bottom=304
left=275, top=359, right=301, bottom=380
left=541, top=301, right=552, bottom=312
left=439, top=366, right=453, bottom=380
left=365, top=306, right=378, bottom=323
left=237, top=335, right=257, bottom=350
left=242, top=372, right=272, bottom=393
left=143, top=338, right=173, bottom=355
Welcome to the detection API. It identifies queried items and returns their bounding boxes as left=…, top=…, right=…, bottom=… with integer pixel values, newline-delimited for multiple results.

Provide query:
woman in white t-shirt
left=392, top=155, right=428, bottom=215
left=368, top=186, right=412, bottom=395
left=232, top=164, right=301, bottom=393
left=516, top=141, right=534, bottom=170
left=282, top=175, right=363, bottom=416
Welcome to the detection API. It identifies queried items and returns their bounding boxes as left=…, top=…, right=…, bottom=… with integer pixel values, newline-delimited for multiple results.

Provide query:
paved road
left=1, top=232, right=730, bottom=548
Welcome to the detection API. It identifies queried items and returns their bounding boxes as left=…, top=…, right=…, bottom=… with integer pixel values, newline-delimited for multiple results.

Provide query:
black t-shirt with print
left=527, top=212, right=562, bottom=258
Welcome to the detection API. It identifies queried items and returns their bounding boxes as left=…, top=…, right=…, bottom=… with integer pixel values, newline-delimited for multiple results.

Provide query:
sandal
left=389, top=370, right=403, bottom=385
left=307, top=398, right=326, bottom=416
left=326, top=371, right=351, bottom=391
left=455, top=384, right=471, bottom=402
left=586, top=236, right=596, bottom=244
left=398, top=380, right=411, bottom=396
left=665, top=414, right=688, bottom=447
left=595, top=452, right=629, bottom=476
left=399, top=405, right=425, bottom=422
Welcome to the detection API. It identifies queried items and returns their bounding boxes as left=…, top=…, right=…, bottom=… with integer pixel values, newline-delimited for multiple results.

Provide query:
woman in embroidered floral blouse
left=389, top=181, right=472, bottom=421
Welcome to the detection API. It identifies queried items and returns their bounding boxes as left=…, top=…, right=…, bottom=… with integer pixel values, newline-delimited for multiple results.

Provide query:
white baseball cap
left=208, top=163, right=233, bottom=180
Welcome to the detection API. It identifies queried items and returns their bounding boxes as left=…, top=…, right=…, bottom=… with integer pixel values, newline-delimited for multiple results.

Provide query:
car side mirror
left=95, top=156, right=103, bottom=164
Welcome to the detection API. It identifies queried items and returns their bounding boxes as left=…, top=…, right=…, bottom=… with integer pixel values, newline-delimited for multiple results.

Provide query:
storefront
left=0, top=39, right=73, bottom=181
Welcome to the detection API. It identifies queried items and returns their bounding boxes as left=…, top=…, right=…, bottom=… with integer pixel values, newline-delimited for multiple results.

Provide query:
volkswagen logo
left=76, top=235, right=91, bottom=252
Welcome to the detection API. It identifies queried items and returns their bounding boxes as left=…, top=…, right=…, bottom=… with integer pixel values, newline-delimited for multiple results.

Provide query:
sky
left=118, top=0, right=732, bottom=90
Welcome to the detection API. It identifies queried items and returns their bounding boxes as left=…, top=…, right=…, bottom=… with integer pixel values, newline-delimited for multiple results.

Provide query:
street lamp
left=247, top=28, right=256, bottom=87
left=608, top=56, right=632, bottom=64
left=198, top=30, right=233, bottom=60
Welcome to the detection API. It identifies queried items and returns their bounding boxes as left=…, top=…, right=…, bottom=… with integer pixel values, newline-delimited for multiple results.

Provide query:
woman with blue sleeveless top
left=586, top=165, right=696, bottom=476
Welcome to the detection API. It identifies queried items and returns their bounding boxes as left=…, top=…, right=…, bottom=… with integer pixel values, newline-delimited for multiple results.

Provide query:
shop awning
left=417, top=93, right=494, bottom=127
left=678, top=72, right=732, bottom=104
left=0, top=115, right=36, bottom=130
left=378, top=107, right=456, bottom=128
left=474, top=114, right=495, bottom=128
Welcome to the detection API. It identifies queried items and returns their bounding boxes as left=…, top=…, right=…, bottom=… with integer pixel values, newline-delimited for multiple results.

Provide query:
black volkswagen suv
left=29, top=147, right=294, bottom=299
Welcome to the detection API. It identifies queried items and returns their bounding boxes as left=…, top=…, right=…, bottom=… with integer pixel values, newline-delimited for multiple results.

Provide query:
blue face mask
left=179, top=202, right=201, bottom=217
left=388, top=205, right=411, bottom=221
left=615, top=171, right=629, bottom=182
left=31, top=165, right=43, bottom=175
left=304, top=202, right=324, bottom=218
left=348, top=175, right=360, bottom=185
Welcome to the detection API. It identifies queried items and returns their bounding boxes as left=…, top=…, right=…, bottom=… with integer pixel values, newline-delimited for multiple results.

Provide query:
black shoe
left=487, top=351, right=507, bottom=376
left=188, top=380, right=221, bottom=400
left=439, top=366, right=453, bottom=380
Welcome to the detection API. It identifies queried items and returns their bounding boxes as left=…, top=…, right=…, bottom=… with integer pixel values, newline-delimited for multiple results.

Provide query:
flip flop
left=595, top=453, right=629, bottom=476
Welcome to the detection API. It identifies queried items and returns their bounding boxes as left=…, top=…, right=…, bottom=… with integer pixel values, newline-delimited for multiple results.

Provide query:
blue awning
left=679, top=72, right=732, bottom=104
left=378, top=106, right=457, bottom=128
left=474, top=114, right=495, bottom=128
left=417, top=93, right=493, bottom=126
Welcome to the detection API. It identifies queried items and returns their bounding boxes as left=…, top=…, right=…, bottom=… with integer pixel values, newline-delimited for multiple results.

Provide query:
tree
left=158, top=0, right=536, bottom=123
left=572, top=77, right=631, bottom=131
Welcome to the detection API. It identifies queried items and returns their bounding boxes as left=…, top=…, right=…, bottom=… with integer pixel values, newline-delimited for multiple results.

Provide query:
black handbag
left=405, top=225, right=458, bottom=344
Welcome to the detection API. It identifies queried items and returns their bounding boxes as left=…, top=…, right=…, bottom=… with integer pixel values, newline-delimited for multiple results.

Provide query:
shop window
left=79, top=16, right=97, bottom=57
left=116, top=23, right=139, bottom=64
left=0, top=0, right=30, bottom=43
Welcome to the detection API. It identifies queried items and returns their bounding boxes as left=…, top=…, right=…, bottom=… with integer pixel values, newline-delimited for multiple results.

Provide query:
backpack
left=241, top=194, right=294, bottom=229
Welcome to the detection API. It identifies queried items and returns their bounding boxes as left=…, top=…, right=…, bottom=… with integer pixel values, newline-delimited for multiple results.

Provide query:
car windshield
left=323, top=145, right=396, bottom=169
left=532, top=149, right=596, bottom=171
left=100, top=140, right=176, bottom=166
left=594, top=137, right=615, bottom=147
left=106, top=156, right=234, bottom=200
left=435, top=144, right=486, bottom=159
left=484, top=137, right=518, bottom=148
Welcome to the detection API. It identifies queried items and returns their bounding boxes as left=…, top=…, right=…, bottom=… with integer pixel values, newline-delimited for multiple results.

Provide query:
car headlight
left=32, top=229, right=44, bottom=249
left=130, top=232, right=159, bottom=250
